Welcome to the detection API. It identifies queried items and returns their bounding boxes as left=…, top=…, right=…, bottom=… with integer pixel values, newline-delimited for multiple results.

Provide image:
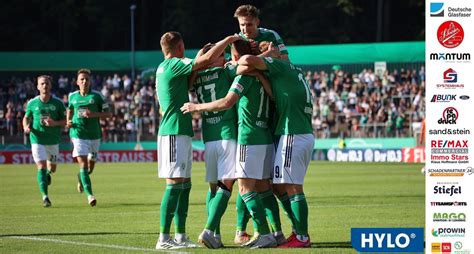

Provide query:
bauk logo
left=351, top=228, right=424, bottom=252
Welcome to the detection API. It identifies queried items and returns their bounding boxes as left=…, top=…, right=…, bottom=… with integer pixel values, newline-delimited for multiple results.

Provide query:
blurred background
left=0, top=0, right=426, bottom=163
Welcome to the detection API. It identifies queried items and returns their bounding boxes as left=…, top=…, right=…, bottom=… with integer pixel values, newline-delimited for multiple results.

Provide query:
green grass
left=0, top=162, right=424, bottom=253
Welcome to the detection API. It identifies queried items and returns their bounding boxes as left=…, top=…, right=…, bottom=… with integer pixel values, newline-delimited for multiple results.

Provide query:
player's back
left=156, top=57, right=194, bottom=136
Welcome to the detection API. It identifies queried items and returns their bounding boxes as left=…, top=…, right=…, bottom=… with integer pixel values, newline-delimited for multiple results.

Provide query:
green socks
left=37, top=169, right=48, bottom=197
left=277, top=193, right=296, bottom=229
left=79, top=168, right=93, bottom=196
left=290, top=193, right=309, bottom=236
left=236, top=192, right=251, bottom=232
left=160, top=183, right=182, bottom=234
left=241, top=191, right=270, bottom=235
left=174, top=181, right=192, bottom=234
left=259, top=189, right=282, bottom=232
left=205, top=188, right=231, bottom=232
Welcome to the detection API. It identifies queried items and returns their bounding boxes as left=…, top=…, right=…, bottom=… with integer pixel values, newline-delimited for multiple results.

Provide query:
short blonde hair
left=77, top=68, right=91, bottom=77
left=37, top=75, right=52, bottom=83
left=234, top=5, right=260, bottom=18
left=160, top=31, right=183, bottom=54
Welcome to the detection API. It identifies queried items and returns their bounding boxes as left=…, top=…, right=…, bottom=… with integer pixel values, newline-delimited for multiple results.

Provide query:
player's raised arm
left=181, top=92, right=239, bottom=114
left=238, top=55, right=268, bottom=71
left=193, top=35, right=241, bottom=71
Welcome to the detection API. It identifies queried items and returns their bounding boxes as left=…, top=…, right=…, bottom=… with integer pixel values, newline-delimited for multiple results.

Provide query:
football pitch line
left=3, top=203, right=423, bottom=219
left=7, top=236, right=190, bottom=253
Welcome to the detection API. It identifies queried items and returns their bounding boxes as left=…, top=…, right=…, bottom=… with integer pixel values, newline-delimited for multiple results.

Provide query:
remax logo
left=437, top=21, right=464, bottom=48
left=351, top=228, right=424, bottom=252
left=443, top=68, right=457, bottom=83
left=431, top=2, right=444, bottom=17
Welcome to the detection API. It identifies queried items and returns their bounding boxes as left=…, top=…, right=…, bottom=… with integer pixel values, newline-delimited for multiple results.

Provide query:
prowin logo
left=432, top=228, right=465, bottom=237
left=431, top=2, right=444, bottom=17
left=351, top=228, right=424, bottom=252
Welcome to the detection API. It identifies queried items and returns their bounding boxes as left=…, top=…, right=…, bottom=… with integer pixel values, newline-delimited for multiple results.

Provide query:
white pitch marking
left=7, top=236, right=190, bottom=253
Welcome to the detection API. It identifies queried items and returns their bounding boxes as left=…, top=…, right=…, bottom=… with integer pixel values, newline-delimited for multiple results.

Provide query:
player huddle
left=155, top=5, right=314, bottom=249
left=23, top=4, right=314, bottom=250
left=23, top=69, right=111, bottom=208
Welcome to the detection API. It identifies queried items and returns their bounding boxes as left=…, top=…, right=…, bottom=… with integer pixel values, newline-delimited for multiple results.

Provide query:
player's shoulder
left=91, top=90, right=106, bottom=100
left=258, top=27, right=283, bottom=40
left=68, top=90, right=80, bottom=98
left=26, top=96, right=40, bottom=106
left=51, top=95, right=66, bottom=105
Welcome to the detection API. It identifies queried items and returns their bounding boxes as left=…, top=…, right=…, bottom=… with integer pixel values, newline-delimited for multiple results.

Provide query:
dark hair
left=201, top=43, right=216, bottom=54
left=234, top=5, right=260, bottom=18
left=232, top=40, right=253, bottom=56
left=160, top=31, right=183, bottom=54
left=77, top=68, right=91, bottom=76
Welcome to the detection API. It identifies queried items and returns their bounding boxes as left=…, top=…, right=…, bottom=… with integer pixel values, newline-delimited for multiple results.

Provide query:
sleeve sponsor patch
left=278, top=44, right=286, bottom=51
left=231, top=83, right=244, bottom=93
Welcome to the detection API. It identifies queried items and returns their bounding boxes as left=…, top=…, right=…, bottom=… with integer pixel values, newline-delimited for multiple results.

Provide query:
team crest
left=89, top=99, right=94, bottom=104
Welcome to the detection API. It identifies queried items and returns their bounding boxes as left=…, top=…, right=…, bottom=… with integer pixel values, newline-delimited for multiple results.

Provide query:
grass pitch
left=0, top=162, right=424, bottom=253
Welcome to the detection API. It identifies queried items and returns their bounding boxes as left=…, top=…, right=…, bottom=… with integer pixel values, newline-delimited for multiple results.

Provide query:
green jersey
left=25, top=96, right=66, bottom=145
left=156, top=57, right=194, bottom=137
left=68, top=90, right=109, bottom=140
left=229, top=75, right=272, bottom=145
left=194, top=64, right=238, bottom=143
left=262, top=57, right=313, bottom=135
left=239, top=28, right=289, bottom=55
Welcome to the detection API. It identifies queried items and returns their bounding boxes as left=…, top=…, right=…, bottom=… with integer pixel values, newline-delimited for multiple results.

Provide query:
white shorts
left=71, top=138, right=100, bottom=159
left=236, top=144, right=273, bottom=180
left=31, top=144, right=59, bottom=163
left=158, top=135, right=192, bottom=178
left=273, top=134, right=314, bottom=185
left=205, top=139, right=237, bottom=183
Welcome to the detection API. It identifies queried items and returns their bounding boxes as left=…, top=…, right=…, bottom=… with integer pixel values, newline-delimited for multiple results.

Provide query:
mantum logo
left=431, top=2, right=445, bottom=17
left=430, top=53, right=470, bottom=62
left=433, top=185, right=462, bottom=196
left=351, top=228, right=424, bottom=252
left=444, top=68, right=457, bottom=83
left=431, top=201, right=467, bottom=206
left=433, top=212, right=466, bottom=222
left=432, top=228, right=466, bottom=238
left=437, top=21, right=464, bottom=48
left=438, top=107, right=458, bottom=124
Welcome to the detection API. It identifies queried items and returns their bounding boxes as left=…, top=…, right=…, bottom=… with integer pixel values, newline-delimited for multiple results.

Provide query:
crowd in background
left=0, top=66, right=425, bottom=144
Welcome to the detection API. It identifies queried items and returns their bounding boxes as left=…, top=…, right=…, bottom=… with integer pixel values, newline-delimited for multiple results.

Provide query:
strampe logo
left=443, top=68, right=457, bottom=83
left=437, top=21, right=464, bottom=48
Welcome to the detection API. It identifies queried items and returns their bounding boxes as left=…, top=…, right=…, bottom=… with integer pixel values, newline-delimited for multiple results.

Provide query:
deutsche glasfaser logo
left=437, top=21, right=464, bottom=48
left=431, top=2, right=444, bottom=17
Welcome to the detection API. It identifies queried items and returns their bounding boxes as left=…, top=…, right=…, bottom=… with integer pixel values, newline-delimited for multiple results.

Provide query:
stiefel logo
left=433, top=213, right=466, bottom=222
left=433, top=184, right=462, bottom=196
left=437, top=107, right=458, bottom=124
left=437, top=21, right=464, bottom=48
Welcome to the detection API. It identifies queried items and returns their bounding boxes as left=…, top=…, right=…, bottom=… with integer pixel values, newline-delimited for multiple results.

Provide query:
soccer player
left=233, top=5, right=291, bottom=243
left=237, top=48, right=314, bottom=248
left=155, top=31, right=240, bottom=249
left=23, top=75, right=66, bottom=207
left=187, top=43, right=238, bottom=249
left=233, top=4, right=289, bottom=61
left=67, top=69, right=112, bottom=207
left=181, top=40, right=278, bottom=248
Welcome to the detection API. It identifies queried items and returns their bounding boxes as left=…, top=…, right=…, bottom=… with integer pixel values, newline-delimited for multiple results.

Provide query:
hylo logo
left=351, top=228, right=424, bottom=252
left=437, top=21, right=464, bottom=48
